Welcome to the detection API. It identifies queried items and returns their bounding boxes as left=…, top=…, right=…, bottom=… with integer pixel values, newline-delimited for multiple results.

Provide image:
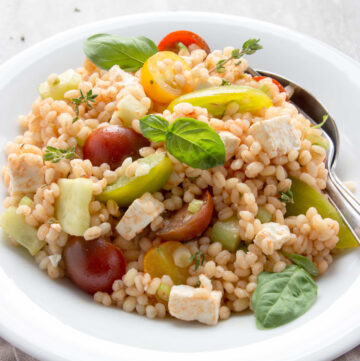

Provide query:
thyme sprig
left=43, top=146, right=76, bottom=163
left=72, top=89, right=98, bottom=123
left=211, top=38, right=262, bottom=73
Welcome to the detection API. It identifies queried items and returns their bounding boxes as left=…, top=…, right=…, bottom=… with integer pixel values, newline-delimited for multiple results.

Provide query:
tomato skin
left=143, top=241, right=189, bottom=284
left=157, top=191, right=213, bottom=242
left=253, top=76, right=287, bottom=98
left=83, top=125, right=149, bottom=170
left=158, top=30, right=210, bottom=54
left=140, top=51, right=193, bottom=103
left=64, top=237, right=127, bottom=294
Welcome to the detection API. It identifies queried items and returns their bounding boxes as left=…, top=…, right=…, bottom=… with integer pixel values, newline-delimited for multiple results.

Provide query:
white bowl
left=0, top=12, right=360, bottom=361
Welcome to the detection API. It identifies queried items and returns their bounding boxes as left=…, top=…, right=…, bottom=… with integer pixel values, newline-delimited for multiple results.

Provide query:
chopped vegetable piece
left=256, top=206, right=273, bottom=223
left=19, top=196, right=33, bottom=207
left=210, top=216, right=241, bottom=252
left=83, top=125, right=149, bottom=170
left=143, top=241, right=189, bottom=284
left=64, top=237, right=126, bottom=294
left=188, top=199, right=204, bottom=213
left=140, top=51, right=193, bottom=103
left=158, top=30, right=210, bottom=54
left=252, top=265, right=317, bottom=329
left=97, top=152, right=172, bottom=206
left=306, top=133, right=329, bottom=150
left=116, top=94, right=149, bottom=127
left=157, top=191, right=213, bottom=242
left=168, top=85, right=272, bottom=117
left=156, top=283, right=171, bottom=302
left=55, top=178, right=93, bottom=236
left=286, top=177, right=358, bottom=248
left=0, top=206, right=45, bottom=255
left=38, top=69, right=81, bottom=100
left=279, top=189, right=294, bottom=204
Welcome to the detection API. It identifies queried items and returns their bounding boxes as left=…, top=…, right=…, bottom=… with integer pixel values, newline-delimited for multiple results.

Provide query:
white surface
left=0, top=11, right=360, bottom=361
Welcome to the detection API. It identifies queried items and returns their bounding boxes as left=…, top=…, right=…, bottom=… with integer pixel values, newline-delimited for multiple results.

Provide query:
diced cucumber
left=0, top=206, right=45, bottom=255
left=256, top=206, right=273, bottom=223
left=188, top=199, right=204, bottom=214
left=286, top=177, right=358, bottom=248
left=210, top=216, right=241, bottom=252
left=38, top=69, right=81, bottom=100
left=97, top=152, right=172, bottom=207
left=116, top=94, right=148, bottom=127
left=55, top=178, right=93, bottom=236
left=19, top=196, right=33, bottom=207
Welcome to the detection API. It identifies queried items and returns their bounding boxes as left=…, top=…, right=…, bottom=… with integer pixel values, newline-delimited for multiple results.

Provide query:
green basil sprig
left=140, top=115, right=225, bottom=169
left=281, top=251, right=319, bottom=277
left=83, top=33, right=158, bottom=72
left=252, top=265, right=318, bottom=329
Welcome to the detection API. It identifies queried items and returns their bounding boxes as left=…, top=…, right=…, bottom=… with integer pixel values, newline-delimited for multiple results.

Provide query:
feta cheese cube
left=8, top=152, right=44, bottom=194
left=254, top=222, right=293, bottom=255
left=218, top=131, right=241, bottom=160
left=168, top=275, right=221, bottom=325
left=249, top=115, right=300, bottom=158
left=116, top=193, right=164, bottom=240
left=116, top=94, right=149, bottom=127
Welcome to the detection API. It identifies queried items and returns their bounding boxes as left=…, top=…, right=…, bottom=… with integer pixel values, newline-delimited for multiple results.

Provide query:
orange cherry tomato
left=140, top=51, right=193, bottom=103
left=143, top=241, right=189, bottom=285
left=157, top=191, right=213, bottom=242
left=158, top=30, right=210, bottom=54
left=253, top=76, right=288, bottom=99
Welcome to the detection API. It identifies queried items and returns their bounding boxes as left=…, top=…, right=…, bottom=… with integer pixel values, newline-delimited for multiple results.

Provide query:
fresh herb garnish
left=72, top=89, right=97, bottom=123
left=43, top=146, right=76, bottom=163
left=212, top=38, right=262, bottom=73
left=312, top=114, right=328, bottom=129
left=189, top=251, right=206, bottom=271
left=281, top=251, right=319, bottom=277
left=279, top=189, right=294, bottom=204
left=252, top=265, right=317, bottom=329
left=139, top=115, right=225, bottom=169
left=221, top=79, right=231, bottom=86
left=83, top=33, right=158, bottom=72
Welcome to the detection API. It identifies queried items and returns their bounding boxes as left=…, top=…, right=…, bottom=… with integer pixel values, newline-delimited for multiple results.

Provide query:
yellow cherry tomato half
left=140, top=51, right=193, bottom=104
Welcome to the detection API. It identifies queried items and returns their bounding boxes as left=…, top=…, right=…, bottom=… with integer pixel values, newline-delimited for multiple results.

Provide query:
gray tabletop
left=0, top=0, right=360, bottom=360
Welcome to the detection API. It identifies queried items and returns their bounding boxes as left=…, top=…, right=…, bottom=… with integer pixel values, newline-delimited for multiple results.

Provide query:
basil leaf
left=166, top=117, right=225, bottom=169
left=282, top=252, right=319, bottom=277
left=140, top=115, right=169, bottom=142
left=83, top=33, right=158, bottom=72
left=252, top=265, right=317, bottom=329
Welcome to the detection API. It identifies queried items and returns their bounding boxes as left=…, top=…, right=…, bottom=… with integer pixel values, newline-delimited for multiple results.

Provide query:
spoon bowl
left=253, top=69, right=360, bottom=245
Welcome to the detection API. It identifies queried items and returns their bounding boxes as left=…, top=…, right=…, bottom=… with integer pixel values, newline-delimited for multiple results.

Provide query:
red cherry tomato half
left=253, top=76, right=288, bottom=99
left=83, top=125, right=150, bottom=170
left=158, top=30, right=210, bottom=54
left=64, top=237, right=127, bottom=294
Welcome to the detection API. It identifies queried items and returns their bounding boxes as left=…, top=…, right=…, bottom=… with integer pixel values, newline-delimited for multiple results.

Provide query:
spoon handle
left=326, top=170, right=360, bottom=244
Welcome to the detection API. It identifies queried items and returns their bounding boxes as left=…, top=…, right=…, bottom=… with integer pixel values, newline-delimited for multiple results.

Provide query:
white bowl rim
left=0, top=11, right=360, bottom=361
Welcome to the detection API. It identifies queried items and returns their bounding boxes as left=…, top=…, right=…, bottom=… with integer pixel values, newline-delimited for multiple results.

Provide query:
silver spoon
left=249, top=68, right=360, bottom=245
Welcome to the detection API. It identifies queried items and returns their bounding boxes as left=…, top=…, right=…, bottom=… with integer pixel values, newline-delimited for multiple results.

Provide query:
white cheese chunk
left=249, top=115, right=300, bottom=158
left=168, top=275, right=221, bottom=325
left=254, top=222, right=293, bottom=255
left=8, top=152, right=44, bottom=194
left=116, top=193, right=164, bottom=240
left=219, top=131, right=241, bottom=161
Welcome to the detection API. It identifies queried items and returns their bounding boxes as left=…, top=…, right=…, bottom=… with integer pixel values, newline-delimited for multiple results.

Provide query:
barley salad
left=1, top=30, right=357, bottom=328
